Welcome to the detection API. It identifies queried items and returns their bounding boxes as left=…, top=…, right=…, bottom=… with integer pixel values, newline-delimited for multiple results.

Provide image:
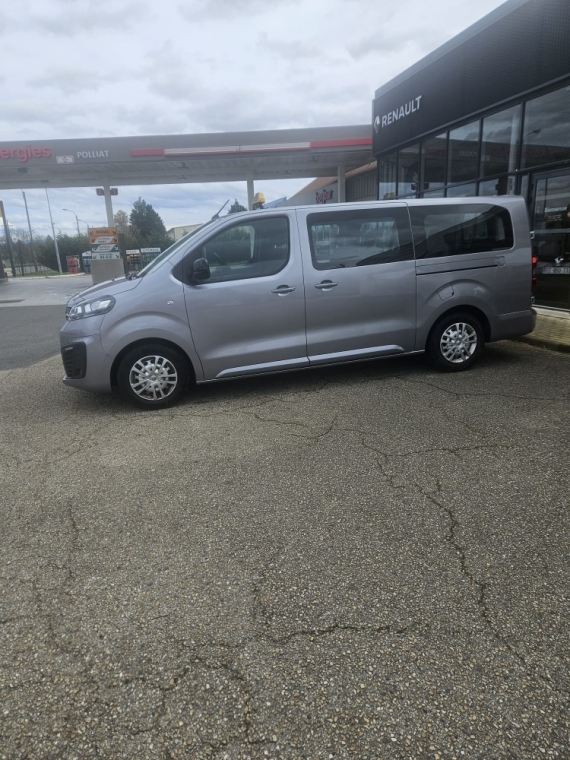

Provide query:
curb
left=515, top=335, right=570, bottom=354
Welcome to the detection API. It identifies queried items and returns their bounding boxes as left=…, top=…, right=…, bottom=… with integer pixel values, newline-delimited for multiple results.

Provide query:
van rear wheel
left=427, top=313, right=484, bottom=372
left=117, top=343, right=190, bottom=409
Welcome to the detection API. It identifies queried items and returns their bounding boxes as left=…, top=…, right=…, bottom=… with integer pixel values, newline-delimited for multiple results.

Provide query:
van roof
left=241, top=196, right=524, bottom=214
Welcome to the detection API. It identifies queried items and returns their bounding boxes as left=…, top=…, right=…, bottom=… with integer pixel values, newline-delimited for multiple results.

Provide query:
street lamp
left=62, top=208, right=80, bottom=236
left=78, top=219, right=89, bottom=236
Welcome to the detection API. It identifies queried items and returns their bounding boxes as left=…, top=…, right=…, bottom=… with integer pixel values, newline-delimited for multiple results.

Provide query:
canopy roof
left=0, top=125, right=373, bottom=190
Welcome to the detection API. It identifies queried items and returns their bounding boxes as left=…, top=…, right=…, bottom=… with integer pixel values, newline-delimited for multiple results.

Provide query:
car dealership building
left=371, top=0, right=570, bottom=309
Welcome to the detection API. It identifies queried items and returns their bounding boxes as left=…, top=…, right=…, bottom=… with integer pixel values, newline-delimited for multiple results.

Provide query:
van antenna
left=211, top=199, right=230, bottom=220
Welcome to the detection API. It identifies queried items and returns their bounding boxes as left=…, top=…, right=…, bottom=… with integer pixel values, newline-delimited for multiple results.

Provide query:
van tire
left=117, top=343, right=190, bottom=409
left=427, top=312, right=484, bottom=372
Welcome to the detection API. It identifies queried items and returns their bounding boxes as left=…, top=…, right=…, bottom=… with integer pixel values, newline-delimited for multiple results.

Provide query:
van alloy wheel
left=427, top=312, right=484, bottom=373
left=117, top=342, right=190, bottom=409
left=440, top=322, right=478, bottom=363
left=129, top=355, right=178, bottom=401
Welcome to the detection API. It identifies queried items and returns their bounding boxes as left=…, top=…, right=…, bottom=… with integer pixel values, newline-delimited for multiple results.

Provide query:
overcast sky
left=1, top=0, right=507, bottom=239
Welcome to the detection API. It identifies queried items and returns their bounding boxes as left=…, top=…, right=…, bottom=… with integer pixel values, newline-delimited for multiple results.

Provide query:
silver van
left=60, top=198, right=536, bottom=409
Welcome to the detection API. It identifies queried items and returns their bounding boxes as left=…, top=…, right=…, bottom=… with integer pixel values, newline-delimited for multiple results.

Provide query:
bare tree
left=113, top=209, right=129, bottom=233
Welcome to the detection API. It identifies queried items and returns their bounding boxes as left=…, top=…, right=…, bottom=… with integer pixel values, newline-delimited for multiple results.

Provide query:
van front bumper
left=60, top=322, right=113, bottom=393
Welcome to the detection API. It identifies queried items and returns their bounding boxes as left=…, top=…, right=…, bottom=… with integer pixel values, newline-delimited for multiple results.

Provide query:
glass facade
left=375, top=80, right=570, bottom=308
left=376, top=82, right=570, bottom=202
left=481, top=105, right=521, bottom=177
left=446, top=182, right=477, bottom=197
left=378, top=153, right=397, bottom=200
left=478, top=176, right=516, bottom=196
left=448, top=121, right=480, bottom=184
left=421, top=133, right=446, bottom=193
left=397, top=143, right=420, bottom=196
left=522, top=86, right=570, bottom=169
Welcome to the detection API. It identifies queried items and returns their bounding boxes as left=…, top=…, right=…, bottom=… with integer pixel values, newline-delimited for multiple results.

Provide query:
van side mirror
left=192, top=257, right=210, bottom=282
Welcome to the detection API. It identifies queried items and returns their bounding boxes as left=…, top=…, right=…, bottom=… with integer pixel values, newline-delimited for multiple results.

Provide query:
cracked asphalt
left=1, top=340, right=569, bottom=759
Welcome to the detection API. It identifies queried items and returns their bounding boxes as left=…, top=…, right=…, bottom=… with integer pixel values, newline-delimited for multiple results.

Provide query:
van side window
left=306, top=207, right=413, bottom=270
left=410, top=204, right=514, bottom=259
left=193, top=216, right=290, bottom=283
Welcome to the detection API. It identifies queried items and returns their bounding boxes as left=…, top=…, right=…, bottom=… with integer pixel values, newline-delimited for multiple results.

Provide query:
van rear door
left=297, top=205, right=417, bottom=364
left=410, top=202, right=521, bottom=347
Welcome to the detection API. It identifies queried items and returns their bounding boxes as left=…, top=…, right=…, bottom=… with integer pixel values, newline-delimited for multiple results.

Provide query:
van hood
left=66, top=275, right=142, bottom=306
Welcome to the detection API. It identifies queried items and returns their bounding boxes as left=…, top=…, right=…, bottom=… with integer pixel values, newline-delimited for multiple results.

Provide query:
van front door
left=296, top=205, right=417, bottom=364
left=181, top=214, right=308, bottom=380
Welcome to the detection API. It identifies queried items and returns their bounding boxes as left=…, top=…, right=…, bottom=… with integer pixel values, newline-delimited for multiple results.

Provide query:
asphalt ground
left=0, top=275, right=91, bottom=371
left=0, top=331, right=569, bottom=758
left=0, top=306, right=66, bottom=370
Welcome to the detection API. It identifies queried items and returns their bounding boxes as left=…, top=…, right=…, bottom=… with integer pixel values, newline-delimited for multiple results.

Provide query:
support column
left=337, top=164, right=346, bottom=203
left=102, top=179, right=114, bottom=226
left=92, top=180, right=123, bottom=284
left=247, top=173, right=255, bottom=211
left=22, top=191, right=38, bottom=271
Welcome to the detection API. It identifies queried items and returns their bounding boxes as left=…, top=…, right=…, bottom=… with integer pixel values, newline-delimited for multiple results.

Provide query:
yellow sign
left=88, top=227, right=117, bottom=237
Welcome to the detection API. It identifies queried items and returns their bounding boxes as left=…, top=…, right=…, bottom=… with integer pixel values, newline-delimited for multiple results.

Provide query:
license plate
left=538, top=266, right=570, bottom=275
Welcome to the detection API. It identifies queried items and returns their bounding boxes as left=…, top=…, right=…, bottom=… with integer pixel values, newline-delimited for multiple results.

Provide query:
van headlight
left=67, top=295, right=116, bottom=320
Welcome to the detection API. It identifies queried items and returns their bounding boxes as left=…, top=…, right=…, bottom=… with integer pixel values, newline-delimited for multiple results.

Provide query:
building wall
left=279, top=165, right=377, bottom=208
left=372, top=0, right=570, bottom=157
left=167, top=224, right=203, bottom=241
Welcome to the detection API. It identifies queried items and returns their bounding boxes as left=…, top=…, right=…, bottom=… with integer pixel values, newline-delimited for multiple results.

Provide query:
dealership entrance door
left=531, top=168, right=570, bottom=309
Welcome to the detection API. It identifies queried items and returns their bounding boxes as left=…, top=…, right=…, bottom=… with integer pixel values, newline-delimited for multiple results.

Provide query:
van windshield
left=131, top=221, right=215, bottom=278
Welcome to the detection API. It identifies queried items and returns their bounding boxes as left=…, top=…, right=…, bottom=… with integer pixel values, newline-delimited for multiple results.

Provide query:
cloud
left=348, top=30, right=410, bottom=59
left=183, top=79, right=368, bottom=134
left=0, top=102, right=74, bottom=129
left=113, top=103, right=196, bottom=136
left=26, top=0, right=149, bottom=36
left=257, top=33, right=319, bottom=61
left=141, top=43, right=205, bottom=102
left=346, top=25, right=448, bottom=60
left=178, top=0, right=293, bottom=21
left=28, top=68, right=106, bottom=96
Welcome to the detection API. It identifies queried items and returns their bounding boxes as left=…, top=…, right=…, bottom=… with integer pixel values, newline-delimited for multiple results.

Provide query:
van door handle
left=271, top=285, right=296, bottom=295
left=315, top=280, right=338, bottom=290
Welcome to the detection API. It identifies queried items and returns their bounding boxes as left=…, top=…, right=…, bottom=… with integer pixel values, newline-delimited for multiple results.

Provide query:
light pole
left=62, top=208, right=81, bottom=236
left=0, top=200, right=17, bottom=277
left=45, top=190, right=63, bottom=274
left=78, top=219, right=89, bottom=236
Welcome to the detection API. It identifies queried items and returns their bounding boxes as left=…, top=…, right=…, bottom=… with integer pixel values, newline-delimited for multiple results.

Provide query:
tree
left=37, top=232, right=89, bottom=272
left=125, top=197, right=172, bottom=252
left=4, top=228, right=40, bottom=274
left=228, top=199, right=246, bottom=214
left=129, top=197, right=167, bottom=238
left=113, top=209, right=129, bottom=233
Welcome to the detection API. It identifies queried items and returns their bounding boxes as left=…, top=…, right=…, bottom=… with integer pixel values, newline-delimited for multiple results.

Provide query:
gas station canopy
left=0, top=125, right=373, bottom=190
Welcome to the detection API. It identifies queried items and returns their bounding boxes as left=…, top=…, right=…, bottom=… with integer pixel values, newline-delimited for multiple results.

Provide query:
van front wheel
left=427, top=313, right=484, bottom=372
left=117, top=343, right=190, bottom=409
